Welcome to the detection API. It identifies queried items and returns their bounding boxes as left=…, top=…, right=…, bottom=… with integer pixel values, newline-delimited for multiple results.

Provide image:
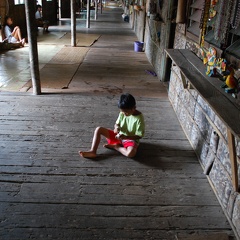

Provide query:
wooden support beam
left=176, top=0, right=186, bottom=23
left=227, top=129, right=239, bottom=192
left=86, top=0, right=90, bottom=28
left=25, top=0, right=41, bottom=95
left=71, top=0, right=76, bottom=47
left=160, top=0, right=177, bottom=82
left=58, top=0, right=62, bottom=19
left=95, top=0, right=98, bottom=20
left=180, top=71, right=187, bottom=89
left=141, top=11, right=146, bottom=43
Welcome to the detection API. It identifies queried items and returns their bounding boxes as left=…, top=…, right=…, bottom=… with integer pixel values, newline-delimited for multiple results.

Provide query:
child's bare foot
left=79, top=151, right=97, bottom=158
left=20, top=38, right=25, bottom=47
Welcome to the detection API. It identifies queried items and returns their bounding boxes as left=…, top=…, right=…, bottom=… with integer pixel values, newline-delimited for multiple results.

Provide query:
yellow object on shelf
left=226, top=68, right=238, bottom=89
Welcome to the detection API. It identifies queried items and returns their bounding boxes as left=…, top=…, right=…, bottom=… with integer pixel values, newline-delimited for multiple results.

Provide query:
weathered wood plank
left=1, top=165, right=196, bottom=184
left=0, top=229, right=234, bottom=240
left=0, top=204, right=230, bottom=230
left=227, top=129, right=239, bottom=192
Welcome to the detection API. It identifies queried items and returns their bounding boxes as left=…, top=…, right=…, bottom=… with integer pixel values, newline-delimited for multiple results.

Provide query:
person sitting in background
left=35, top=5, right=49, bottom=32
left=3, top=16, right=25, bottom=47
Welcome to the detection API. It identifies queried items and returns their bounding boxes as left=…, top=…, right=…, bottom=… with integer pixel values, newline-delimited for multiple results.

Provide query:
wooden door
left=0, top=0, right=9, bottom=22
left=0, top=0, right=9, bottom=40
left=42, top=0, right=58, bottom=24
left=60, top=0, right=70, bottom=18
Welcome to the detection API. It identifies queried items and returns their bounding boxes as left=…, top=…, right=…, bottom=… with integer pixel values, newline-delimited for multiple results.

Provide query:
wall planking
left=168, top=60, right=240, bottom=240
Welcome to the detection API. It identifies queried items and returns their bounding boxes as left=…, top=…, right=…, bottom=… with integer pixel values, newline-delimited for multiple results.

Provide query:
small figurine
left=221, top=67, right=239, bottom=94
left=215, top=58, right=227, bottom=75
left=200, top=47, right=218, bottom=76
left=206, top=47, right=217, bottom=76
left=225, top=67, right=238, bottom=89
left=200, top=47, right=228, bottom=77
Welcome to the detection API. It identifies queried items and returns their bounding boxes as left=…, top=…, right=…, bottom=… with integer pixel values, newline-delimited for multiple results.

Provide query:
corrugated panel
left=226, top=39, right=240, bottom=59
left=190, top=0, right=204, bottom=10
left=230, top=25, right=240, bottom=36
left=204, top=30, right=221, bottom=47
left=188, top=21, right=201, bottom=36
left=189, top=9, right=202, bottom=22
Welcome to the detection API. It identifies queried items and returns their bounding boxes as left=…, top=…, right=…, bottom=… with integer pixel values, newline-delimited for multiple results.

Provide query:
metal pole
left=71, top=0, right=76, bottom=46
left=86, top=0, right=90, bottom=28
left=25, top=0, right=41, bottom=95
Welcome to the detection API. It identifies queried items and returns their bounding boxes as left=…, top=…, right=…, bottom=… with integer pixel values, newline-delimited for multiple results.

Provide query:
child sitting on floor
left=3, top=16, right=25, bottom=46
left=79, top=93, right=145, bottom=158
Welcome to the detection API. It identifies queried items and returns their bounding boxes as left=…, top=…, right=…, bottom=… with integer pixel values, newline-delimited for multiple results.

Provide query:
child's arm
left=113, top=123, right=120, bottom=134
left=116, top=134, right=142, bottom=141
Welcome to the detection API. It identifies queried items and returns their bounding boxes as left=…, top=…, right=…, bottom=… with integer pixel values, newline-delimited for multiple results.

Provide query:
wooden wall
left=60, top=0, right=71, bottom=18
left=131, top=0, right=177, bottom=81
left=132, top=0, right=240, bottom=238
left=168, top=64, right=240, bottom=240
left=171, top=20, right=240, bottom=240
left=0, top=1, right=8, bottom=22
left=42, top=0, right=58, bottom=25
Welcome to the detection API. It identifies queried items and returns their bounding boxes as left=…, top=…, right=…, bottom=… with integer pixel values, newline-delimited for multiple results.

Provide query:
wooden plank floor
left=0, top=6, right=235, bottom=240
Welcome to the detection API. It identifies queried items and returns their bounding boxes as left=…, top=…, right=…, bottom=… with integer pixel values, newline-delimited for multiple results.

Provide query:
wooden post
left=25, top=0, right=41, bottom=95
left=176, top=0, right=186, bottom=23
left=131, top=6, right=135, bottom=29
left=86, top=0, right=90, bottom=28
left=160, top=0, right=176, bottom=82
left=100, top=0, right=103, bottom=14
left=141, top=9, right=146, bottom=43
left=94, top=0, right=98, bottom=20
left=227, top=129, right=239, bottom=192
left=71, top=0, right=76, bottom=47
left=58, top=0, right=62, bottom=19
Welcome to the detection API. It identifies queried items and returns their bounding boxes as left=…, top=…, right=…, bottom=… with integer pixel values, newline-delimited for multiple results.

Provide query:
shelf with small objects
left=199, top=46, right=240, bottom=100
left=197, top=0, right=240, bottom=102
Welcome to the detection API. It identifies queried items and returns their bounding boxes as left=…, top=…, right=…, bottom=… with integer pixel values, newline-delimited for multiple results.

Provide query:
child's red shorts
left=106, top=129, right=138, bottom=149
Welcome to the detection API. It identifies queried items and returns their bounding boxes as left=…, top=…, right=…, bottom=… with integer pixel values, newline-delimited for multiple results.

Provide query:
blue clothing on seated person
left=4, top=25, right=18, bottom=43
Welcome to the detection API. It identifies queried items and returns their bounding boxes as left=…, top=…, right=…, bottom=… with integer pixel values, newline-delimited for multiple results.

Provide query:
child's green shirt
left=116, top=112, right=145, bottom=143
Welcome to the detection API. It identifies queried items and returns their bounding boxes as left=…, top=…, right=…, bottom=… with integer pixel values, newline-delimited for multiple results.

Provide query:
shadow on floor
left=85, top=142, right=196, bottom=169
left=134, top=142, right=197, bottom=168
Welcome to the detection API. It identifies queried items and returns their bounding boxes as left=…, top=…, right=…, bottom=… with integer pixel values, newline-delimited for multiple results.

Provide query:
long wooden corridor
left=0, top=6, right=235, bottom=240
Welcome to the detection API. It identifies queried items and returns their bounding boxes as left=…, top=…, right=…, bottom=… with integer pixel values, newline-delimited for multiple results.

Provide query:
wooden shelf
left=165, top=49, right=240, bottom=139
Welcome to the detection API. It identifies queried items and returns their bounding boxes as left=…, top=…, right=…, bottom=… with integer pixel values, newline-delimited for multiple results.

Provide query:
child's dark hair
left=4, top=16, right=11, bottom=26
left=118, top=93, right=136, bottom=109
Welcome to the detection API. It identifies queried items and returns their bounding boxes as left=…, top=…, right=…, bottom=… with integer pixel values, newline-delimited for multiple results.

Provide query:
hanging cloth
left=214, top=0, right=235, bottom=44
left=231, top=0, right=240, bottom=29
left=199, top=0, right=211, bottom=47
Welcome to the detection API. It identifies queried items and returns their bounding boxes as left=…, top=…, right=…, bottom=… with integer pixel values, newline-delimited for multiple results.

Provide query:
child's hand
left=114, top=125, right=120, bottom=134
left=115, top=134, right=125, bottom=140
